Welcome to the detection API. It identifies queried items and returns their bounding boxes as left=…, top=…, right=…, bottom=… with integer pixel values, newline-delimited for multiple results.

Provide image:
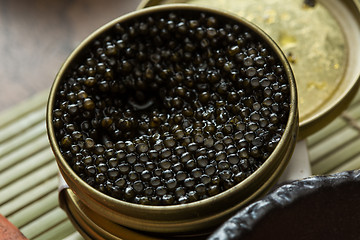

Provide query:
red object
left=0, top=214, right=28, bottom=240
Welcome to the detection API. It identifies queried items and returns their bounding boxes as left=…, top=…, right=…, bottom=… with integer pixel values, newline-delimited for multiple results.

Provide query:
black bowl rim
left=208, top=170, right=360, bottom=240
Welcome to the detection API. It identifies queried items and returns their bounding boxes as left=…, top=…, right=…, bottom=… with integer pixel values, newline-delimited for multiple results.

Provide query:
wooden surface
left=0, top=0, right=141, bottom=112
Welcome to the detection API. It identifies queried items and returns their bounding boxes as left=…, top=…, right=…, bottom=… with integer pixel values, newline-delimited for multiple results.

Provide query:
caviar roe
left=53, top=10, right=290, bottom=205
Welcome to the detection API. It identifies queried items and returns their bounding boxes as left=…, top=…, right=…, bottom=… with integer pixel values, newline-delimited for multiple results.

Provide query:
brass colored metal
left=138, top=0, right=360, bottom=139
left=48, top=4, right=298, bottom=236
left=59, top=189, right=163, bottom=240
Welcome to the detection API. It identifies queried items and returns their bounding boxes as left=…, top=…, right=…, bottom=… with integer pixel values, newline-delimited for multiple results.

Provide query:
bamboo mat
left=0, top=89, right=360, bottom=240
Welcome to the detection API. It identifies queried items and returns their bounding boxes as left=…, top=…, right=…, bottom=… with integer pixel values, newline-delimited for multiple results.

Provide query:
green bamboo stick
left=0, top=161, right=58, bottom=205
left=311, top=137, right=360, bottom=175
left=306, top=118, right=347, bottom=147
left=308, top=127, right=358, bottom=164
left=20, top=207, right=68, bottom=239
left=0, top=121, right=46, bottom=159
left=0, top=91, right=48, bottom=129
left=62, top=231, right=84, bottom=240
left=347, top=103, right=360, bottom=120
left=0, top=107, right=45, bottom=144
left=31, top=216, right=78, bottom=240
left=307, top=91, right=360, bottom=152
left=7, top=191, right=58, bottom=228
left=0, top=148, right=54, bottom=188
left=0, top=178, right=58, bottom=216
left=0, top=134, right=51, bottom=172
left=329, top=154, right=360, bottom=174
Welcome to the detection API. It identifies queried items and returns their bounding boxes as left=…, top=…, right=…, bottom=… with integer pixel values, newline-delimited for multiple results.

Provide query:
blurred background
left=0, top=0, right=141, bottom=111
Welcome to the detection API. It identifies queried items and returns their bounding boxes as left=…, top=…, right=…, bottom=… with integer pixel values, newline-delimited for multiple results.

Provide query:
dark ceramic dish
left=209, top=170, right=360, bottom=240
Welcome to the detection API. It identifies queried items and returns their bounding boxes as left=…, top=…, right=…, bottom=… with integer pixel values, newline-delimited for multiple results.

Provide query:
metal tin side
left=60, top=189, right=164, bottom=240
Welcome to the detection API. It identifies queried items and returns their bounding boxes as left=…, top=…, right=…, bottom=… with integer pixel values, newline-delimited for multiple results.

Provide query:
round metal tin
left=48, top=3, right=298, bottom=238
left=138, top=0, right=360, bottom=139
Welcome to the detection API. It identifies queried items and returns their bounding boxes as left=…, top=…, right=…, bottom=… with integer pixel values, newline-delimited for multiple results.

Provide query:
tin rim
left=47, top=3, right=298, bottom=234
left=137, top=0, right=360, bottom=140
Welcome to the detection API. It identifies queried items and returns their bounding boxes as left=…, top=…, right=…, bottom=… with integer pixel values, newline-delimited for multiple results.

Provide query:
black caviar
left=53, top=10, right=290, bottom=205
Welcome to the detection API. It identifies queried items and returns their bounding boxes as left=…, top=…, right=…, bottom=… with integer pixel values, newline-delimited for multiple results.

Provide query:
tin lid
left=138, top=0, right=360, bottom=139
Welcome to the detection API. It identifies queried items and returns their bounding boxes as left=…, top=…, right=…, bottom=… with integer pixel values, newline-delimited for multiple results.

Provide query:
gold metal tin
left=138, top=0, right=360, bottom=139
left=59, top=188, right=213, bottom=239
left=48, top=4, right=298, bottom=236
left=59, top=189, right=163, bottom=240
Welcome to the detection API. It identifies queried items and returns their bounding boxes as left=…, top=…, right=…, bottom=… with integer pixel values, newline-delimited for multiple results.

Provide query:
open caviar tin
left=47, top=4, right=299, bottom=238
left=138, top=0, right=360, bottom=139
